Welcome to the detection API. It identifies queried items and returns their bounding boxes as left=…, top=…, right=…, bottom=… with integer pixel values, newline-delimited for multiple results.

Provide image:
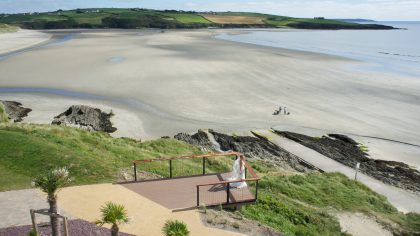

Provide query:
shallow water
left=0, top=32, right=78, bottom=61
left=216, top=22, right=420, bottom=78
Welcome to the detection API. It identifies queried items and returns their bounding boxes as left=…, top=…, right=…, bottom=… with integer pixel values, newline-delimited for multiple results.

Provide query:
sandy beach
left=0, top=29, right=419, bottom=164
left=0, top=29, right=51, bottom=55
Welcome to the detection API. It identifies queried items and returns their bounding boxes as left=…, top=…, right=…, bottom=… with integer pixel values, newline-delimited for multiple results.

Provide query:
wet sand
left=0, top=29, right=51, bottom=55
left=0, top=29, right=419, bottom=155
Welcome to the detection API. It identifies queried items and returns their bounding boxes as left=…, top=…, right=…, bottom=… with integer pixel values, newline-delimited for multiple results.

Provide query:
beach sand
left=0, top=29, right=419, bottom=165
left=0, top=29, right=51, bottom=55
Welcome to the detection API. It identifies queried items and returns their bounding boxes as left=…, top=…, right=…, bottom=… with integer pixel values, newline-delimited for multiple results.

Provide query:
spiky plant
left=96, top=202, right=129, bottom=236
left=162, top=220, right=190, bottom=236
left=32, top=167, right=72, bottom=236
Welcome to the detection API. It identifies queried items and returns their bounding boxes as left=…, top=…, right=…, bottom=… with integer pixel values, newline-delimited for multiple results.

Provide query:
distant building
left=314, top=17, right=325, bottom=20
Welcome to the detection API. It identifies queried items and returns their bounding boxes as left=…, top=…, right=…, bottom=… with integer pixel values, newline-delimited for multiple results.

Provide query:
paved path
left=254, top=129, right=420, bottom=213
left=0, top=189, right=49, bottom=228
left=0, top=188, right=75, bottom=228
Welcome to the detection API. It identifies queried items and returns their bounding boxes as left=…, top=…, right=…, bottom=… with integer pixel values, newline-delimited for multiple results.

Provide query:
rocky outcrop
left=175, top=130, right=318, bottom=173
left=52, top=105, right=116, bottom=133
left=277, top=131, right=420, bottom=193
left=0, top=100, right=32, bottom=122
left=174, top=130, right=215, bottom=152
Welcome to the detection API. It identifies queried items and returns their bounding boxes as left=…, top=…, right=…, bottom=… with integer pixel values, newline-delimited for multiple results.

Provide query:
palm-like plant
left=96, top=202, right=129, bottom=236
left=32, top=167, right=72, bottom=236
left=162, top=220, right=190, bottom=236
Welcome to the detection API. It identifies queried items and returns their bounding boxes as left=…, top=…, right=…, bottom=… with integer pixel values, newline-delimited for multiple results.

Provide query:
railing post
left=196, top=185, right=200, bottom=206
left=255, top=180, right=259, bottom=201
left=169, top=159, right=173, bottom=178
left=30, top=209, right=39, bottom=235
left=244, top=168, right=247, bottom=179
left=202, top=157, right=206, bottom=175
left=63, top=217, right=69, bottom=236
left=133, top=163, right=137, bottom=182
left=226, top=183, right=230, bottom=204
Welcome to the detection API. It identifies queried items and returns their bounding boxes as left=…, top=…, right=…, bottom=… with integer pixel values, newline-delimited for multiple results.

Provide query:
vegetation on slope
left=241, top=173, right=420, bottom=235
left=1, top=123, right=418, bottom=235
left=0, top=23, right=18, bottom=33
left=0, top=8, right=395, bottom=30
left=0, top=103, right=9, bottom=123
left=0, top=124, right=236, bottom=191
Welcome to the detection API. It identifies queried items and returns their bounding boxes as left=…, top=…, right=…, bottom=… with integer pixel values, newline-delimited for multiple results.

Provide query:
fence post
left=202, top=157, right=206, bottom=175
left=226, top=183, right=230, bottom=204
left=30, top=209, right=39, bottom=235
left=196, top=185, right=200, bottom=206
left=255, top=180, right=259, bottom=201
left=169, top=159, right=173, bottom=178
left=133, top=163, right=137, bottom=182
left=63, top=217, right=69, bottom=236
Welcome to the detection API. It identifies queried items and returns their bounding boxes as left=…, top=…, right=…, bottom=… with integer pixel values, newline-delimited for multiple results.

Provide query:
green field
left=160, top=12, right=211, bottom=24
left=0, top=8, right=394, bottom=30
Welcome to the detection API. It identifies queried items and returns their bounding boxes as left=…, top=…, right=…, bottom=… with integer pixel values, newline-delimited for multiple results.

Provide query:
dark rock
left=328, top=133, right=358, bottom=146
left=276, top=131, right=420, bottom=193
left=175, top=130, right=318, bottom=172
left=0, top=100, right=32, bottom=122
left=210, top=130, right=316, bottom=172
left=52, top=105, right=116, bottom=133
left=174, top=130, right=215, bottom=151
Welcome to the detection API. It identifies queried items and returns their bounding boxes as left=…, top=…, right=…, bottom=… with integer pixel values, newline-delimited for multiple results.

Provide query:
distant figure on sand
left=274, top=106, right=290, bottom=116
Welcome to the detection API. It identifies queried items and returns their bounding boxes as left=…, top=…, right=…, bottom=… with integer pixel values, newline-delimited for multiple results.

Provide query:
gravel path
left=0, top=219, right=134, bottom=236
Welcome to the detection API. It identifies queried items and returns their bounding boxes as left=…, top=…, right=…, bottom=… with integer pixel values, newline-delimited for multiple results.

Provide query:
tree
left=162, top=220, right=190, bottom=236
left=32, top=167, right=72, bottom=236
left=96, top=202, right=129, bottom=236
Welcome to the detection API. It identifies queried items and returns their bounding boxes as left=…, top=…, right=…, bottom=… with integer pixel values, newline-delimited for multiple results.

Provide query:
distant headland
left=0, top=8, right=395, bottom=30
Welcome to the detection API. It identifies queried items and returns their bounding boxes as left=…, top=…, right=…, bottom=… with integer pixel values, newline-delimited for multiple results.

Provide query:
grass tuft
left=0, top=102, right=9, bottom=123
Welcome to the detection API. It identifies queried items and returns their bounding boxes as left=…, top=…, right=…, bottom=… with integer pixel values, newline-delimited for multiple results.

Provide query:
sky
left=0, top=0, right=419, bottom=21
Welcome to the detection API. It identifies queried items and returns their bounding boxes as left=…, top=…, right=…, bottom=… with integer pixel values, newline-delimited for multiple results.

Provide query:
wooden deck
left=120, top=173, right=255, bottom=210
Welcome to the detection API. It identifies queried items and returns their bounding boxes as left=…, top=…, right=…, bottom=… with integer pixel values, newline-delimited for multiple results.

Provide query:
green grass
left=241, top=173, right=420, bottom=235
left=0, top=124, right=235, bottom=191
left=242, top=193, right=347, bottom=236
left=0, top=103, right=9, bottom=123
left=0, top=9, right=393, bottom=29
left=0, top=23, right=18, bottom=33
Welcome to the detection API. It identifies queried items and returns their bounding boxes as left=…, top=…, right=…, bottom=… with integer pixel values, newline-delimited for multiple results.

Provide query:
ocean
left=216, top=21, right=420, bottom=78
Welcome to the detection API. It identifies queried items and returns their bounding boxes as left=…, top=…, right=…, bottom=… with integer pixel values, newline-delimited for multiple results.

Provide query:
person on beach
left=279, top=106, right=282, bottom=114
left=284, top=107, right=287, bottom=115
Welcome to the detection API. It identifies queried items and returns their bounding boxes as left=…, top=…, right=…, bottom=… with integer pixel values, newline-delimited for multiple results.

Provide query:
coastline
left=0, top=29, right=419, bottom=153
left=0, top=29, right=51, bottom=55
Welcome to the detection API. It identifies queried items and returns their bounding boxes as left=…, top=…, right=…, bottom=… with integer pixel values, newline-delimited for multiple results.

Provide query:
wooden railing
left=196, top=154, right=260, bottom=207
left=132, top=152, right=244, bottom=181
left=132, top=152, right=260, bottom=207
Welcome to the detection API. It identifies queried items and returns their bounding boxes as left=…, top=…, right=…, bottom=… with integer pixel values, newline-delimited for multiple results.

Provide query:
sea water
left=216, top=22, right=420, bottom=78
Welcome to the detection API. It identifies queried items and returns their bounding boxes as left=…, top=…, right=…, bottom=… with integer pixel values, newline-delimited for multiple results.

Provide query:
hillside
left=0, top=8, right=395, bottom=30
left=0, top=123, right=418, bottom=235
left=0, top=23, right=18, bottom=33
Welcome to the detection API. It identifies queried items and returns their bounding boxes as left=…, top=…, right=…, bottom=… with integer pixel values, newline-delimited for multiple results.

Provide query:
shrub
left=162, top=220, right=190, bottom=236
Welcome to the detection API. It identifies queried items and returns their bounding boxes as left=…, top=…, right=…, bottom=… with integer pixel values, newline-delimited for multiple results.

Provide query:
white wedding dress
left=227, top=158, right=247, bottom=188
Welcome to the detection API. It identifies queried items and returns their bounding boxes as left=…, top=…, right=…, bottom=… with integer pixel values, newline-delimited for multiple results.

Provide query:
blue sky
left=1, top=0, right=419, bottom=20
